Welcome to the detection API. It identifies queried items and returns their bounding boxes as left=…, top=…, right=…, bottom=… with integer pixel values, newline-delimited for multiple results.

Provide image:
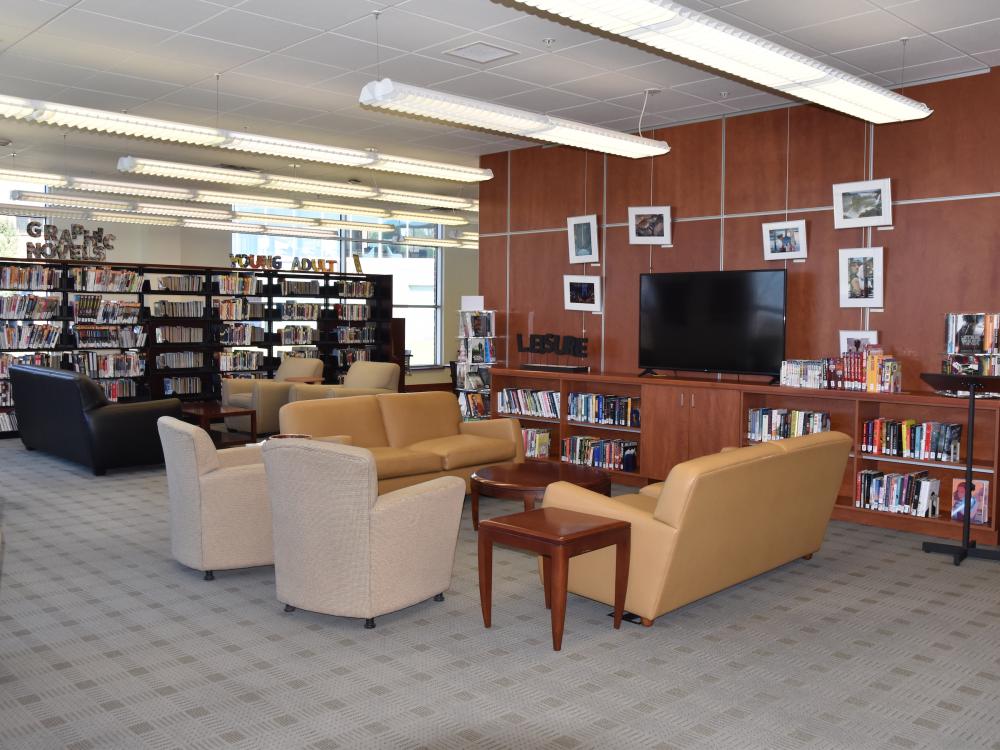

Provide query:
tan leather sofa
left=278, top=391, right=524, bottom=493
left=222, top=357, right=325, bottom=434
left=289, top=360, right=400, bottom=402
left=541, top=432, right=851, bottom=625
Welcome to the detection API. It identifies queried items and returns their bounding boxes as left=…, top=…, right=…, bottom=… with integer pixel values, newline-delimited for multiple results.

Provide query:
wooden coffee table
left=478, top=507, right=630, bottom=651
left=470, top=461, right=611, bottom=530
left=181, top=402, right=257, bottom=447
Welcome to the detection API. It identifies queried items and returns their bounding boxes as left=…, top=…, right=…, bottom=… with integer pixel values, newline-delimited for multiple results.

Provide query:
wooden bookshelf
left=491, top=367, right=1000, bottom=544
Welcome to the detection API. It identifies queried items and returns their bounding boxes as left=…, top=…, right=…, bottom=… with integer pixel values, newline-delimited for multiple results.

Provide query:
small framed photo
left=838, top=247, right=884, bottom=308
left=832, top=178, right=892, bottom=229
left=839, top=330, right=879, bottom=354
left=563, top=274, right=602, bottom=312
left=628, top=206, right=671, bottom=245
left=761, top=219, right=807, bottom=260
left=567, top=214, right=599, bottom=264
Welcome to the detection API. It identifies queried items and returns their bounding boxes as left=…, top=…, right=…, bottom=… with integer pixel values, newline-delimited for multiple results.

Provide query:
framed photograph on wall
left=832, top=178, right=892, bottom=229
left=761, top=219, right=807, bottom=260
left=567, top=214, right=599, bottom=264
left=838, top=247, right=884, bottom=308
left=627, top=206, right=672, bottom=245
left=563, top=274, right=602, bottom=312
left=839, top=330, right=879, bottom=354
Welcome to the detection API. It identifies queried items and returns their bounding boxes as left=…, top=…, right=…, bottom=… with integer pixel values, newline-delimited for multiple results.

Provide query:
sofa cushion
left=279, top=395, right=389, bottom=447
left=408, top=434, right=514, bottom=470
left=229, top=392, right=252, bottom=408
left=368, top=447, right=443, bottom=479
left=377, top=392, right=462, bottom=447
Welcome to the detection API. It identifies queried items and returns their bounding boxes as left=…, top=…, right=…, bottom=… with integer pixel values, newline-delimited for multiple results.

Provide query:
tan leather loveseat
left=541, top=431, right=851, bottom=625
left=288, top=361, right=400, bottom=401
left=278, top=391, right=524, bottom=493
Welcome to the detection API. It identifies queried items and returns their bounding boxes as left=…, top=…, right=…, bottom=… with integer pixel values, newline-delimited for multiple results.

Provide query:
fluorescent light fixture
left=12, top=190, right=131, bottom=212
left=0, top=93, right=493, bottom=182
left=0, top=167, right=68, bottom=187
left=294, top=200, right=389, bottom=216
left=12, top=190, right=233, bottom=221
left=88, top=211, right=183, bottom=227
left=390, top=210, right=469, bottom=226
left=317, top=219, right=393, bottom=233
left=399, top=236, right=464, bottom=248
left=360, top=78, right=669, bottom=158
left=117, top=156, right=479, bottom=211
left=68, top=177, right=194, bottom=201
left=504, top=0, right=932, bottom=124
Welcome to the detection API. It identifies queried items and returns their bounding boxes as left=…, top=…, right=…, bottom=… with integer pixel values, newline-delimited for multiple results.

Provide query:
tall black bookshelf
left=0, top=259, right=394, bottom=438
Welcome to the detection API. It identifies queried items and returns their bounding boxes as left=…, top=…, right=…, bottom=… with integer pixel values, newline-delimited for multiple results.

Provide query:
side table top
left=479, top=507, right=628, bottom=543
left=472, top=461, right=610, bottom=492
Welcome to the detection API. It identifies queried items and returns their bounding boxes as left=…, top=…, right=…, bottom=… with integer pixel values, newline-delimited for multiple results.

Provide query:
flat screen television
left=639, top=270, right=786, bottom=376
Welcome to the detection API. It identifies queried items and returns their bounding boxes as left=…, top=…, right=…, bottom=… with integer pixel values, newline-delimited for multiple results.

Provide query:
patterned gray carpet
left=1, top=440, right=1000, bottom=750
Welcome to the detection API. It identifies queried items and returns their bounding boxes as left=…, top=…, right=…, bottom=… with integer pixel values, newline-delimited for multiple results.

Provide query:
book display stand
left=919, top=372, right=1000, bottom=565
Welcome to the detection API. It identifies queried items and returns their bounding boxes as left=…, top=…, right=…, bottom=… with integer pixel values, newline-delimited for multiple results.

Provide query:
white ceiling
left=0, top=0, right=996, bottom=198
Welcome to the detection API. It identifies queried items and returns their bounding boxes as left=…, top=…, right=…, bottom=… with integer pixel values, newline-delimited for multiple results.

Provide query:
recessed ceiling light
left=445, top=42, right=518, bottom=64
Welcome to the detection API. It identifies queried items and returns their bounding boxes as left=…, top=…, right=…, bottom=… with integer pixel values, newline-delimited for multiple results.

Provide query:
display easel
left=919, top=372, right=1000, bottom=565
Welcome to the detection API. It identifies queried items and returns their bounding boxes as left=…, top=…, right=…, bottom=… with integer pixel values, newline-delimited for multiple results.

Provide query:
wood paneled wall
left=478, top=68, right=1000, bottom=392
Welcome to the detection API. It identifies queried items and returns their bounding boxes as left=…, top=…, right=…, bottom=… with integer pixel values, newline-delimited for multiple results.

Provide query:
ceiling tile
left=833, top=34, right=961, bottom=74
left=159, top=87, right=259, bottom=113
left=335, top=8, right=473, bottom=53
left=720, top=91, right=792, bottom=110
left=0, top=0, right=73, bottom=30
left=878, top=0, right=1000, bottom=33
left=554, top=71, right=662, bottom=100
left=877, top=56, right=988, bottom=84
left=228, top=99, right=329, bottom=123
left=620, top=58, right=718, bottom=87
left=78, top=0, right=225, bottom=31
left=186, top=9, right=320, bottom=51
left=0, top=53, right=98, bottom=87
left=49, top=87, right=147, bottom=112
left=433, top=73, right=534, bottom=99
left=600, top=113, right=674, bottom=132
left=973, top=48, right=1000, bottom=66
left=399, top=0, right=526, bottom=31
left=417, top=31, right=542, bottom=71
left=355, top=55, right=475, bottom=87
left=99, top=51, right=219, bottom=87
left=228, top=0, right=376, bottom=30
left=40, top=9, right=177, bottom=51
left=0, top=74, right=66, bottom=100
left=668, top=101, right=739, bottom=122
left=485, top=14, right=601, bottom=52
left=554, top=40, right=662, bottom=71
left=283, top=33, right=400, bottom=70
left=719, top=0, right=874, bottom=34
left=496, top=88, right=595, bottom=113
left=784, top=11, right=921, bottom=54
left=607, top=88, right=716, bottom=113
left=153, top=34, right=267, bottom=70
left=671, top=76, right=764, bottom=101
left=233, top=55, right=347, bottom=86
left=935, top=18, right=1000, bottom=54
left=491, top=54, right=605, bottom=87
left=548, top=99, right=639, bottom=124
left=74, top=72, right=181, bottom=100
left=297, top=110, right=384, bottom=133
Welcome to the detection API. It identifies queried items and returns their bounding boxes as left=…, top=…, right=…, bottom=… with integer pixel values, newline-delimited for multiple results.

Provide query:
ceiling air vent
left=445, top=42, right=518, bottom=64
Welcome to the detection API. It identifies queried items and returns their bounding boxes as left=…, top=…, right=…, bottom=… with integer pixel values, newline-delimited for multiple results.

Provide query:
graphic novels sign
left=25, top=222, right=115, bottom=261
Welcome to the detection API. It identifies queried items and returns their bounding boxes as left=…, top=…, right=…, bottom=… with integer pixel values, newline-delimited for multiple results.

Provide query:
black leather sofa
left=10, top=364, right=182, bottom=475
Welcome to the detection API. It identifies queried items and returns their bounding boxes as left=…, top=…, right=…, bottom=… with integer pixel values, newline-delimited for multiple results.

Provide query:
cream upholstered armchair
left=261, top=438, right=465, bottom=629
left=289, top=360, right=400, bottom=402
left=222, top=356, right=324, bottom=434
left=157, top=416, right=272, bottom=580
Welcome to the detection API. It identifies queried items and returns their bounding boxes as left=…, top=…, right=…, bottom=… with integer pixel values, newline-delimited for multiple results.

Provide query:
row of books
left=221, top=324, right=265, bottom=346
left=861, top=419, right=962, bottom=463
left=0, top=380, right=11, bottom=406
left=276, top=302, right=322, bottom=320
left=1, top=294, right=60, bottom=320
left=747, top=408, right=830, bottom=443
left=496, top=388, right=560, bottom=419
left=96, top=378, right=139, bottom=403
left=281, top=280, right=321, bottom=296
left=70, top=267, right=142, bottom=293
left=332, top=347, right=372, bottom=367
left=943, top=353, right=1000, bottom=377
left=71, top=351, right=145, bottom=378
left=76, top=325, right=146, bottom=349
left=216, top=298, right=266, bottom=320
left=219, top=350, right=265, bottom=372
left=458, top=391, right=489, bottom=420
left=163, top=377, right=204, bottom=395
left=945, top=312, right=1000, bottom=354
left=74, top=296, right=141, bottom=324
left=562, top=436, right=638, bottom=472
left=0, top=352, right=63, bottom=378
left=780, top=350, right=902, bottom=393
left=215, top=274, right=259, bottom=295
left=332, top=303, right=370, bottom=321
left=2, top=323, right=62, bottom=350
left=523, top=428, right=551, bottom=459
left=856, top=470, right=941, bottom=517
left=567, top=392, right=640, bottom=427
left=279, top=325, right=317, bottom=345
left=155, top=351, right=204, bottom=369
left=1, top=266, right=58, bottom=290
left=459, top=310, right=495, bottom=338
left=153, top=300, right=205, bottom=318
left=154, top=326, right=203, bottom=344
left=0, top=409, right=17, bottom=432
left=331, top=324, right=376, bottom=344
left=456, top=363, right=491, bottom=391
left=157, top=275, right=204, bottom=292
left=457, top=337, right=498, bottom=364
left=336, top=280, right=374, bottom=298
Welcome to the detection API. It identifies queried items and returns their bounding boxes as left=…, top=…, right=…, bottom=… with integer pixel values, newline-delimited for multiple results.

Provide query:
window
left=0, top=180, right=48, bottom=259
left=231, top=209, right=443, bottom=366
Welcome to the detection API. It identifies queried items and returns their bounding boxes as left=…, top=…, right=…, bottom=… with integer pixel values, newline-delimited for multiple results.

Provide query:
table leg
left=523, top=490, right=541, bottom=513
left=550, top=548, right=569, bottom=651
left=471, top=481, right=480, bottom=531
left=249, top=411, right=257, bottom=443
left=542, top=555, right=552, bottom=610
left=612, top=531, right=630, bottom=629
left=477, top=528, right=493, bottom=628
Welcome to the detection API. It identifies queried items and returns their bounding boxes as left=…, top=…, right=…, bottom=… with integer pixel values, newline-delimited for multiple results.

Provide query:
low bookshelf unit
left=490, top=368, right=1000, bottom=545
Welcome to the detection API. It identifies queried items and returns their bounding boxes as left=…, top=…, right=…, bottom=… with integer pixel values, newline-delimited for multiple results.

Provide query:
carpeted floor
left=1, top=440, right=999, bottom=750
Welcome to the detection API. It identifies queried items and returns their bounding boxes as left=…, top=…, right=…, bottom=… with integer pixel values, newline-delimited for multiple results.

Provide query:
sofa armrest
left=216, top=443, right=263, bottom=468
left=88, top=398, right=182, bottom=470
left=543, top=481, right=670, bottom=527
left=251, top=381, right=294, bottom=434
left=222, top=378, right=255, bottom=404
left=459, top=417, right=524, bottom=462
left=639, top=482, right=664, bottom=499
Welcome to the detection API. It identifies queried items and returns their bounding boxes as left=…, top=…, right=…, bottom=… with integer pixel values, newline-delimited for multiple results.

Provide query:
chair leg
left=434, top=593, right=445, bottom=602
left=364, top=618, right=376, bottom=629
left=203, top=570, right=215, bottom=581
left=802, top=553, right=813, bottom=560
left=640, top=617, right=654, bottom=627
left=284, top=604, right=295, bottom=613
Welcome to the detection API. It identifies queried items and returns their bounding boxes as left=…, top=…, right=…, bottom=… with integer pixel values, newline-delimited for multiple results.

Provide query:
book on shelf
left=332, top=347, right=371, bottom=367
left=459, top=311, right=495, bottom=338
left=75, top=324, right=146, bottom=348
left=458, top=336, right=497, bottom=364
left=74, top=295, right=141, bottom=323
left=152, top=300, right=205, bottom=318
left=747, top=408, right=829, bottom=442
left=70, top=351, right=145, bottom=378
left=0, top=379, right=12, bottom=407
left=163, top=376, right=204, bottom=395
left=561, top=435, right=638, bottom=472
left=861, top=419, right=961, bottom=462
left=0, top=409, right=17, bottom=432
left=1, top=352, right=63, bottom=378
left=334, top=280, right=374, bottom=298
left=96, top=378, right=138, bottom=402
left=1, top=293, right=60, bottom=320
left=219, top=350, right=265, bottom=372
left=1, top=265, right=59, bottom=290
left=855, top=469, right=939, bottom=517
left=280, top=279, right=321, bottom=296
left=277, top=302, right=322, bottom=320
left=332, top=303, right=370, bottom=321
left=279, top=325, right=318, bottom=345
left=70, top=267, right=142, bottom=293
left=496, top=387, right=560, bottom=418
left=331, top=323, right=375, bottom=344
left=214, top=273, right=260, bottom=296
left=946, top=313, right=998, bottom=355
left=285, top=346, right=319, bottom=359
left=2, top=322, right=62, bottom=349
left=950, top=478, right=989, bottom=525
left=458, top=391, right=489, bottom=420
left=781, top=348, right=901, bottom=393
left=156, top=275, right=204, bottom=293
left=523, top=428, right=551, bottom=459
left=215, top=298, right=265, bottom=320
left=567, top=392, right=640, bottom=427
left=221, top=323, right=265, bottom=346
left=153, top=326, right=204, bottom=344
left=155, top=351, right=204, bottom=369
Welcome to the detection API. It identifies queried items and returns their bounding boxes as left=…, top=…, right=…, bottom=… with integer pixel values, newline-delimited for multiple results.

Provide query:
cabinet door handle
left=691, top=392, right=696, bottom=408
left=679, top=392, right=684, bottom=407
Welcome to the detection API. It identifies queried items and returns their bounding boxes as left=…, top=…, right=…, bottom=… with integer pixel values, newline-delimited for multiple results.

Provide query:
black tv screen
left=639, top=270, right=786, bottom=376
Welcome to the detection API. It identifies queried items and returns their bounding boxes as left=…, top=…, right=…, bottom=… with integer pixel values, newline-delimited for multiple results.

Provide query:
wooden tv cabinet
left=491, top=368, right=1000, bottom=546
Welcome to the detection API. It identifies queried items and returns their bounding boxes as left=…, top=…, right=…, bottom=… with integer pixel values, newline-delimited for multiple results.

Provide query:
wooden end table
left=181, top=402, right=257, bottom=447
left=470, top=461, right=611, bottom=530
left=478, top=507, right=630, bottom=651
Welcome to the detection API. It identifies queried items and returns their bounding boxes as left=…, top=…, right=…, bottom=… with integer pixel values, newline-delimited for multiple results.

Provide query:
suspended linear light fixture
left=359, top=79, right=669, bottom=158
left=501, top=0, right=932, bottom=124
